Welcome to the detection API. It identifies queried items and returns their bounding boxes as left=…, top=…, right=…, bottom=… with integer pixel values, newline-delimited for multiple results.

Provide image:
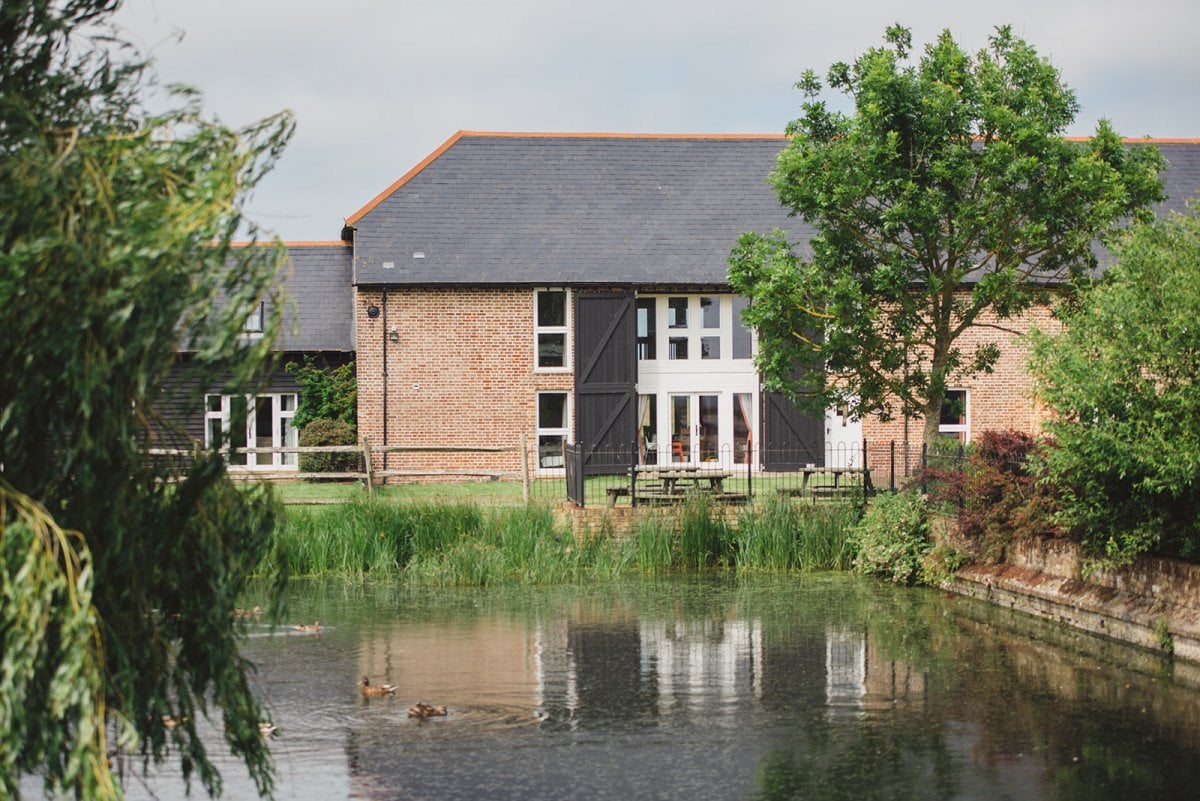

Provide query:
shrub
left=927, top=429, right=1060, bottom=563
left=851, top=490, right=931, bottom=585
left=286, top=357, right=357, bottom=430
left=298, top=418, right=358, bottom=473
left=1029, top=211, right=1200, bottom=568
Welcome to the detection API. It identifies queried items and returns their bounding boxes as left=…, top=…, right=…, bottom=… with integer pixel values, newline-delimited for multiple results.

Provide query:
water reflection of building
left=354, top=611, right=927, bottom=731
left=639, top=619, right=764, bottom=718
left=826, top=626, right=927, bottom=717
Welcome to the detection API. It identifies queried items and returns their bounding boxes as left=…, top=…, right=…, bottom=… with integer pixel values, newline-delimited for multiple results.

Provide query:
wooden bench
left=606, top=486, right=631, bottom=507
left=606, top=483, right=667, bottom=507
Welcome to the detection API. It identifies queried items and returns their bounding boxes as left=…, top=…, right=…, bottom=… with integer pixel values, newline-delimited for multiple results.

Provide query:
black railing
left=557, top=441, right=895, bottom=508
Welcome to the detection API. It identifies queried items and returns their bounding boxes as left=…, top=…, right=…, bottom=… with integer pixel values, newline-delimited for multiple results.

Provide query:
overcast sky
left=113, top=0, right=1200, bottom=242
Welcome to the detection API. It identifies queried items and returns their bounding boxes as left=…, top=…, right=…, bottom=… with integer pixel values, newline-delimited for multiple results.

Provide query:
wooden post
left=362, top=436, right=374, bottom=495
left=520, top=433, right=531, bottom=505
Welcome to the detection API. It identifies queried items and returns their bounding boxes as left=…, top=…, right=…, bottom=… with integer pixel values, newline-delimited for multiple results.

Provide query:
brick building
left=179, top=132, right=1200, bottom=479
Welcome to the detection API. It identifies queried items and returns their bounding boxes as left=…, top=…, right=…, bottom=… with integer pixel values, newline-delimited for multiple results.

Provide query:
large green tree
left=728, top=25, right=1165, bottom=443
left=1030, top=209, right=1200, bottom=569
left=0, top=1, right=293, bottom=797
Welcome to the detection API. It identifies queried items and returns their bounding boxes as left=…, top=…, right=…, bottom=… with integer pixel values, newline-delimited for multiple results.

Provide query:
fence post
left=920, top=442, right=928, bottom=494
left=362, top=436, right=374, bottom=496
left=861, top=439, right=868, bottom=506
left=520, top=433, right=531, bottom=505
left=747, top=439, right=753, bottom=502
left=889, top=440, right=895, bottom=492
left=956, top=443, right=965, bottom=510
left=629, top=440, right=638, bottom=507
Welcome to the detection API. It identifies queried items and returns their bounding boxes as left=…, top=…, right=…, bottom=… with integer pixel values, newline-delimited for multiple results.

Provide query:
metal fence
left=554, top=440, right=942, bottom=508
left=163, top=437, right=989, bottom=509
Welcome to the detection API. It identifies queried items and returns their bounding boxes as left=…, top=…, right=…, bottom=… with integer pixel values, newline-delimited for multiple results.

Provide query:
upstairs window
left=535, top=289, right=568, bottom=370
left=244, top=301, right=265, bottom=334
left=700, top=296, right=721, bottom=359
left=636, top=298, right=657, bottom=360
left=668, top=296, right=688, bottom=360
left=732, top=296, right=752, bottom=359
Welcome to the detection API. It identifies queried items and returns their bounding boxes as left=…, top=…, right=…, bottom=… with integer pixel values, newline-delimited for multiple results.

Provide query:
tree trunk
left=922, top=397, right=943, bottom=445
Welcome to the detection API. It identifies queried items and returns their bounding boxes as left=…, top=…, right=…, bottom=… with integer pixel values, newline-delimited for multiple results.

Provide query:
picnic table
left=778, top=466, right=870, bottom=497
left=636, top=464, right=732, bottom=494
left=603, top=464, right=747, bottom=507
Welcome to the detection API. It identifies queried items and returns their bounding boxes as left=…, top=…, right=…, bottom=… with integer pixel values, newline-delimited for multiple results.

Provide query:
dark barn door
left=761, top=382, right=824, bottom=471
left=574, top=291, right=637, bottom=474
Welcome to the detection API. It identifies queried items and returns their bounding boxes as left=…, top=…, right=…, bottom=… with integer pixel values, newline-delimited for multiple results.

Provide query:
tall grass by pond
left=259, top=497, right=862, bottom=585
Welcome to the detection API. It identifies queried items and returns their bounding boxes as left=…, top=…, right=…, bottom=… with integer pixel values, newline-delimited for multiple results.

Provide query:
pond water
left=108, top=575, right=1200, bottom=800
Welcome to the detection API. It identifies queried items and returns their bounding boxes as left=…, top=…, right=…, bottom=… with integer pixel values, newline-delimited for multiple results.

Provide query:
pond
left=110, top=575, right=1200, bottom=800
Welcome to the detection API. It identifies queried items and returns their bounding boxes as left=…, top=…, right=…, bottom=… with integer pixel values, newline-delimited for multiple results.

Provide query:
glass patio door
left=249, top=395, right=297, bottom=467
left=669, top=393, right=720, bottom=464
left=206, top=393, right=297, bottom=468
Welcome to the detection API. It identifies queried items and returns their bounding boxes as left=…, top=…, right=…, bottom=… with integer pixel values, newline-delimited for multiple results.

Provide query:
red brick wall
left=356, top=288, right=572, bottom=479
left=862, top=298, right=1062, bottom=480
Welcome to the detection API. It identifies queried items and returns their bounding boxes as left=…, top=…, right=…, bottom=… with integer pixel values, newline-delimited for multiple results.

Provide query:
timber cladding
left=356, top=288, right=572, bottom=477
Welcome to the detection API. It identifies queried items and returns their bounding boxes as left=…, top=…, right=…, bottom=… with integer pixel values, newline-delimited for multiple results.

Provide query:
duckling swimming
left=292, top=621, right=321, bottom=634
left=407, top=702, right=447, bottom=719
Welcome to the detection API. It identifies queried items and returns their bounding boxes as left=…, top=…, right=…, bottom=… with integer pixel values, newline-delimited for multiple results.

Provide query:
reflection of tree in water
left=827, top=586, right=1200, bottom=800
left=754, top=716, right=959, bottom=801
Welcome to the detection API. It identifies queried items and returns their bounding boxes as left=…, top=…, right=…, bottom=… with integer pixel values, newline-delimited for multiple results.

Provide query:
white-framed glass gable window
left=534, top=289, right=569, bottom=371
left=536, top=391, right=569, bottom=471
left=939, top=389, right=969, bottom=443
left=644, top=295, right=753, bottom=363
left=204, top=392, right=298, bottom=468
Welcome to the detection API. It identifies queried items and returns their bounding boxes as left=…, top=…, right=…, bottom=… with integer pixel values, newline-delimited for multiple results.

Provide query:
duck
left=258, top=721, right=279, bottom=738
left=234, top=606, right=264, bottom=619
left=407, top=702, right=448, bottom=719
left=359, top=676, right=397, bottom=697
left=292, top=621, right=321, bottom=634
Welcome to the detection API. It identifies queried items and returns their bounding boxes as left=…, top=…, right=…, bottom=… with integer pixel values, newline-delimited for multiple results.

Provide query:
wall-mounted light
left=388, top=327, right=399, bottom=343
left=366, top=305, right=380, bottom=319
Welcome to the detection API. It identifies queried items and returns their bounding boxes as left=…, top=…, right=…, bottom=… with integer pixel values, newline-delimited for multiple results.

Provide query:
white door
left=825, top=404, right=862, bottom=468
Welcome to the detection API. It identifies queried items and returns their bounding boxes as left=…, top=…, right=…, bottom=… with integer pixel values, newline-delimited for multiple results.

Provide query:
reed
left=678, top=495, right=732, bottom=569
left=263, top=499, right=490, bottom=578
left=633, top=512, right=677, bottom=572
left=261, top=496, right=860, bottom=583
left=734, top=497, right=860, bottom=572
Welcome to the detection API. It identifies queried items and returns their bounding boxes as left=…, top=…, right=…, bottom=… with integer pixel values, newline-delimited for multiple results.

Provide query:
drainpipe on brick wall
left=902, top=343, right=910, bottom=477
left=381, top=290, right=389, bottom=473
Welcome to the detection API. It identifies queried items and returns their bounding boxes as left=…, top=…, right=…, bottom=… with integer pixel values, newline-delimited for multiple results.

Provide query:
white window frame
left=533, top=288, right=570, bottom=373
left=535, top=391, right=570, bottom=472
left=204, top=392, right=299, bottom=469
left=939, top=388, right=970, bottom=443
left=244, top=301, right=265, bottom=334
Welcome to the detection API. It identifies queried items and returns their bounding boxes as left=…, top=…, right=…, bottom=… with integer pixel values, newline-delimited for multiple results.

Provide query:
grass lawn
left=271, top=478, right=566, bottom=505
left=267, top=471, right=869, bottom=507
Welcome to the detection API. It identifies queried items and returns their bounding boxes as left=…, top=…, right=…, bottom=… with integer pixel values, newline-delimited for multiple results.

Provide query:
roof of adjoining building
left=347, top=132, right=1200, bottom=288
left=277, top=242, right=354, bottom=351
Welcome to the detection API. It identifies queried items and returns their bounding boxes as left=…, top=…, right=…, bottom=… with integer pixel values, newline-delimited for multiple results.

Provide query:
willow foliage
left=0, top=1, right=294, bottom=797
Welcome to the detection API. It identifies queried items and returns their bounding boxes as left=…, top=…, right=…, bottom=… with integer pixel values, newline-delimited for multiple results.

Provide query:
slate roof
left=1098, top=140, right=1200, bottom=270
left=347, top=132, right=1200, bottom=288
left=348, top=132, right=808, bottom=287
left=277, top=242, right=354, bottom=351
